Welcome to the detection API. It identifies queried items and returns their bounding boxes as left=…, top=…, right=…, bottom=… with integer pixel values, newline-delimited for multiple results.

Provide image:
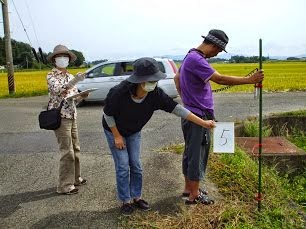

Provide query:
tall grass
left=243, top=118, right=273, bottom=137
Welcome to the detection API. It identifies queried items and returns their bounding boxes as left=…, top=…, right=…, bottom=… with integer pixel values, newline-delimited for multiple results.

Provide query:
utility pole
left=1, top=0, right=15, bottom=94
left=26, top=56, right=28, bottom=69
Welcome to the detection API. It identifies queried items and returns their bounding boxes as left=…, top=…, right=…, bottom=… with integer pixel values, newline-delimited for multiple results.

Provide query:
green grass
left=208, top=148, right=305, bottom=228
left=242, top=118, right=273, bottom=137
left=271, top=109, right=306, bottom=117
left=283, top=170, right=306, bottom=210
left=271, top=124, right=305, bottom=212
left=288, top=129, right=306, bottom=152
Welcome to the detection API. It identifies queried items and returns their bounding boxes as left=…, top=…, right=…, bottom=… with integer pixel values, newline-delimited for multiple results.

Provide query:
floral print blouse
left=47, top=68, right=78, bottom=119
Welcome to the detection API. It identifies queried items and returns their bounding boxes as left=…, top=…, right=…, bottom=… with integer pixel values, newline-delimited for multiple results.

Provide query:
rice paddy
left=0, top=61, right=305, bottom=98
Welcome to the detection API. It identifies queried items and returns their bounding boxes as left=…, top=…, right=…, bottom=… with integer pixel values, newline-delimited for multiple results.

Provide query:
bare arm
left=174, top=72, right=182, bottom=97
left=210, top=69, right=264, bottom=85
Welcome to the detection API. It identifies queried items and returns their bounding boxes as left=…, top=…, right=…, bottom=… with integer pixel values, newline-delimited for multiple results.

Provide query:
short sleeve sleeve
left=185, top=53, right=215, bottom=83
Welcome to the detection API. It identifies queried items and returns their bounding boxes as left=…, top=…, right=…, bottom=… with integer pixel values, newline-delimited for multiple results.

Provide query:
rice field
left=0, top=68, right=86, bottom=98
left=210, top=62, right=306, bottom=92
left=0, top=62, right=305, bottom=98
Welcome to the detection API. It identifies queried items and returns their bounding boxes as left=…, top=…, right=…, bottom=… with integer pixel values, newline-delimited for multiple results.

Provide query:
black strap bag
left=39, top=101, right=64, bottom=130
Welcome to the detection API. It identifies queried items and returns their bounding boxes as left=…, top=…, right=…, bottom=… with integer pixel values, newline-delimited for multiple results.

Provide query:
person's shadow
left=1, top=187, right=183, bottom=228
left=0, top=187, right=58, bottom=218
left=29, top=196, right=182, bottom=229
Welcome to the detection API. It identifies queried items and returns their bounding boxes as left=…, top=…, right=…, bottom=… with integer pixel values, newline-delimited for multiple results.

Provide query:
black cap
left=127, top=57, right=166, bottom=83
left=202, top=29, right=229, bottom=52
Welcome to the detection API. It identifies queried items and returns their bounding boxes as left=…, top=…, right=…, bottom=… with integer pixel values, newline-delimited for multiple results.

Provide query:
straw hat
left=46, top=44, right=77, bottom=63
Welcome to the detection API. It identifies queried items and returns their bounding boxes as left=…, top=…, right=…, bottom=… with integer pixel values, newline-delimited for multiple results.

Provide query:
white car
left=76, top=57, right=179, bottom=106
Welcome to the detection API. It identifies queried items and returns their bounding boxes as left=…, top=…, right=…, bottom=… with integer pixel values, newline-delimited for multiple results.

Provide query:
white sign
left=213, top=122, right=235, bottom=153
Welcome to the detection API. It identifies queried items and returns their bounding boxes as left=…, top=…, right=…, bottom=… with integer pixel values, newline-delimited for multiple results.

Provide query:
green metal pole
left=258, top=39, right=263, bottom=211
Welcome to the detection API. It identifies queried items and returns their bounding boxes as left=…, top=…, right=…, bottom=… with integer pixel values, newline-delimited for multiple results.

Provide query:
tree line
left=207, top=55, right=270, bottom=63
left=0, top=38, right=85, bottom=69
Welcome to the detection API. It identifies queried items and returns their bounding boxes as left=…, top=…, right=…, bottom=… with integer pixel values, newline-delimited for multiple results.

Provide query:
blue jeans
left=104, top=129, right=142, bottom=202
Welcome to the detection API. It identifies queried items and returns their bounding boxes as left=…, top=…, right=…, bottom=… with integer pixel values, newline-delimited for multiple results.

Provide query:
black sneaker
left=133, top=199, right=151, bottom=211
left=185, top=194, right=215, bottom=205
left=120, top=203, right=134, bottom=216
left=182, top=188, right=208, bottom=198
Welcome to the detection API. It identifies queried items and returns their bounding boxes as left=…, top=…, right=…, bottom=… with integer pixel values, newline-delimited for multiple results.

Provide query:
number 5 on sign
left=213, top=122, right=235, bottom=153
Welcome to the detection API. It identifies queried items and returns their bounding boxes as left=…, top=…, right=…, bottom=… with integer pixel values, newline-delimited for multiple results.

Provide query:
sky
left=1, top=0, right=306, bottom=61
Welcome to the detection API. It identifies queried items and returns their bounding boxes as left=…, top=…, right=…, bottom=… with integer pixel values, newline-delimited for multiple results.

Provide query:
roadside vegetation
left=270, top=110, right=306, bottom=152
left=1, top=61, right=306, bottom=98
left=122, top=110, right=306, bottom=228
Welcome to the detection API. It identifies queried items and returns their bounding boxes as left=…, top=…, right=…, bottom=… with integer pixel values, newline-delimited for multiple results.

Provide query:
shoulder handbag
left=38, top=100, right=64, bottom=130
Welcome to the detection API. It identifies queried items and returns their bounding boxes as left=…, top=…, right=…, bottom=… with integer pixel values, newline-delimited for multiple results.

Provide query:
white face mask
left=55, top=56, right=69, bottom=68
left=142, top=81, right=157, bottom=92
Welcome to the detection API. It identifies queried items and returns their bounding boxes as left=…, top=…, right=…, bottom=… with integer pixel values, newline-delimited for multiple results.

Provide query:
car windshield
left=119, top=61, right=166, bottom=75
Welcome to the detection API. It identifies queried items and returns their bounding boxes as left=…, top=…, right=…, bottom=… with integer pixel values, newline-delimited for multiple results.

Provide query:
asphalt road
left=0, top=92, right=305, bottom=228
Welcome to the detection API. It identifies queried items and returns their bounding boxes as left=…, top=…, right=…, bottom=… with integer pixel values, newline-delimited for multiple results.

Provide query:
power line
left=10, top=0, right=32, bottom=46
left=24, top=0, right=40, bottom=47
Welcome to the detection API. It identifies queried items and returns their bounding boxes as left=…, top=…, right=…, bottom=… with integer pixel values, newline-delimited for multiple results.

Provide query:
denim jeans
left=104, top=129, right=142, bottom=202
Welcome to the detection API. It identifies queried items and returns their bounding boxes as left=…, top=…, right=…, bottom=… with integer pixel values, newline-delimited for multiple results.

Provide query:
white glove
left=67, top=73, right=85, bottom=88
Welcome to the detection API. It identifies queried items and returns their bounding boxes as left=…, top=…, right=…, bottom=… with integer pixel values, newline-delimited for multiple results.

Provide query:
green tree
left=19, top=51, right=33, bottom=68
left=70, top=49, right=85, bottom=67
left=287, top=57, right=300, bottom=61
left=11, top=39, right=34, bottom=67
left=0, top=37, right=5, bottom=66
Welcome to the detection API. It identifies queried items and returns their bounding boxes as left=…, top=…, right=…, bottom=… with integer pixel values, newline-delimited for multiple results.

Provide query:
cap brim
left=127, top=71, right=167, bottom=83
left=202, top=35, right=227, bottom=53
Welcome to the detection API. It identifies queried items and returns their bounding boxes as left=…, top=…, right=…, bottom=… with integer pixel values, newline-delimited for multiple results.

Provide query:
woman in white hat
left=46, top=44, right=88, bottom=195
left=102, top=57, right=216, bottom=215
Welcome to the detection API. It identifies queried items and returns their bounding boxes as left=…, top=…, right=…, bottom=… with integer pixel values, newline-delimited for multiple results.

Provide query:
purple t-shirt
left=179, top=50, right=215, bottom=116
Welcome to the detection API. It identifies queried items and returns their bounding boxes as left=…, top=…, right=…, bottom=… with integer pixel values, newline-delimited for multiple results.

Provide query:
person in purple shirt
left=174, top=29, right=264, bottom=205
